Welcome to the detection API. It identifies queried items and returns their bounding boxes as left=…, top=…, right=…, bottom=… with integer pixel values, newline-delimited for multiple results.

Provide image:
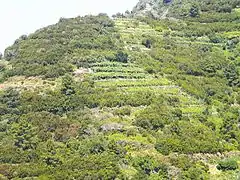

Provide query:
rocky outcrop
left=73, top=68, right=92, bottom=76
left=131, top=0, right=240, bottom=19
left=132, top=0, right=162, bottom=19
left=131, top=0, right=173, bottom=19
left=4, top=48, right=18, bottom=61
left=100, top=123, right=124, bottom=132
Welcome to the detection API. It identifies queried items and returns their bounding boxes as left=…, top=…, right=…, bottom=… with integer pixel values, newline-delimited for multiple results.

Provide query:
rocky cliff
left=131, top=0, right=171, bottom=19
left=131, top=0, right=240, bottom=19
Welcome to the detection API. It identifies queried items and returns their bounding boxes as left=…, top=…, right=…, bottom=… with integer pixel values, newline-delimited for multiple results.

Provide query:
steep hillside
left=131, top=0, right=240, bottom=18
left=0, top=5, right=240, bottom=180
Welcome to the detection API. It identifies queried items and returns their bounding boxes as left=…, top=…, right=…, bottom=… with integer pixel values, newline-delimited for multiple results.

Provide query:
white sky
left=0, top=0, right=138, bottom=54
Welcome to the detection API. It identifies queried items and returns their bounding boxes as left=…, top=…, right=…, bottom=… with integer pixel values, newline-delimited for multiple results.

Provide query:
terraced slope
left=0, top=13, right=239, bottom=179
left=43, top=18, right=207, bottom=169
left=115, top=18, right=224, bottom=49
left=64, top=18, right=208, bottom=164
left=67, top=18, right=238, bottom=179
left=114, top=18, right=157, bottom=51
left=111, top=18, right=205, bottom=116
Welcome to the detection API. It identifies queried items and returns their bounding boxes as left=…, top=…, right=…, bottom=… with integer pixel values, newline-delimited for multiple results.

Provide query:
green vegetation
left=0, top=1, right=239, bottom=179
left=158, top=0, right=240, bottom=18
left=217, top=159, right=239, bottom=171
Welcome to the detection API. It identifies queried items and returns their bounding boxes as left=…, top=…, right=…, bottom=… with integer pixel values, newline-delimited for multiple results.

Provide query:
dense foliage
left=0, top=2, right=240, bottom=179
left=3, top=14, right=119, bottom=78
left=160, top=0, right=240, bottom=17
left=217, top=159, right=238, bottom=171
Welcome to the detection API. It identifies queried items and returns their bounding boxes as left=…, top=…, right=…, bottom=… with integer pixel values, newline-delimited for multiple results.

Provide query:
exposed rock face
left=4, top=48, right=18, bottom=61
left=100, top=123, right=124, bottom=132
left=132, top=0, right=240, bottom=19
left=131, top=0, right=176, bottom=19
left=73, top=68, right=92, bottom=76
left=132, top=0, right=163, bottom=19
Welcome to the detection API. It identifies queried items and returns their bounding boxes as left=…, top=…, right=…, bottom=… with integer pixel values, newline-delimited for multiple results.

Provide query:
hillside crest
left=131, top=0, right=240, bottom=18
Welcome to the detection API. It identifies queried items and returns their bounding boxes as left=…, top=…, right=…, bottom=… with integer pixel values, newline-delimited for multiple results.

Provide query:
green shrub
left=115, top=51, right=128, bottom=63
left=155, top=121, right=224, bottom=155
left=217, top=159, right=238, bottom=171
left=114, top=106, right=131, bottom=116
left=133, top=156, right=168, bottom=177
left=142, top=39, right=152, bottom=48
left=134, top=105, right=172, bottom=130
left=181, top=165, right=209, bottom=180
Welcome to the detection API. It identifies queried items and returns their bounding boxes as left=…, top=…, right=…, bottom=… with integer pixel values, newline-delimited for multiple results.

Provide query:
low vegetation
left=0, top=2, right=239, bottom=179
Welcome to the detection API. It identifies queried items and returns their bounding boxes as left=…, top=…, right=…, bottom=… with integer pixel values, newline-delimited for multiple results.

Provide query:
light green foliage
left=0, top=3, right=240, bottom=179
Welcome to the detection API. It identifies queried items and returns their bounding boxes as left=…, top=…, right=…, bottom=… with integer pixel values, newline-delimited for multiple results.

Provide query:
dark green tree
left=217, top=159, right=238, bottom=171
left=61, top=74, right=76, bottom=96
left=190, top=4, right=200, bottom=17
left=10, top=120, right=38, bottom=150
left=224, top=64, right=240, bottom=87
left=115, top=51, right=128, bottom=63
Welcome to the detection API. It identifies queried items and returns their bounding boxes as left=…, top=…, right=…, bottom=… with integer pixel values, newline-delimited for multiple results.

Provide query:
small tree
left=20, top=35, right=28, bottom=40
left=190, top=4, right=200, bottom=17
left=61, top=74, right=76, bottom=96
left=116, top=12, right=124, bottom=18
left=125, top=10, right=130, bottom=15
left=10, top=120, right=38, bottom=150
left=115, top=51, right=128, bottom=63
left=217, top=159, right=238, bottom=171
left=224, top=64, right=240, bottom=87
left=142, top=39, right=152, bottom=48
